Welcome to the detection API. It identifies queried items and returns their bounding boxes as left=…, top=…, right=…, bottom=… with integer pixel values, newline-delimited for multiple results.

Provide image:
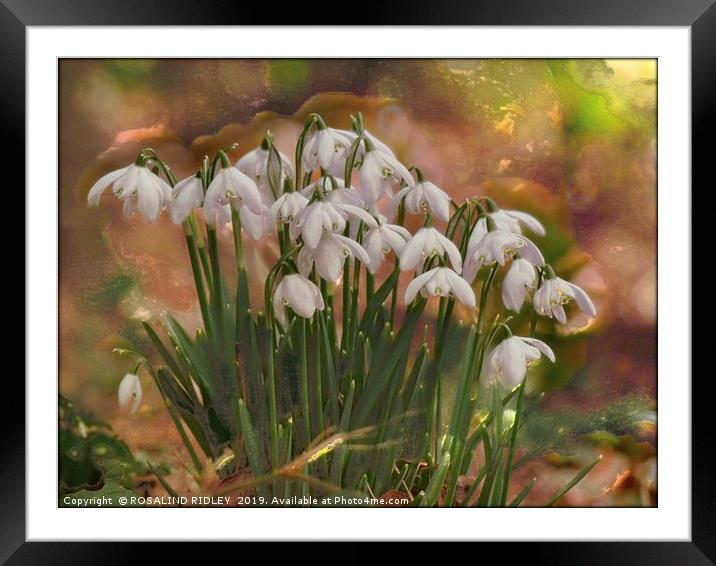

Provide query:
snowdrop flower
left=290, top=201, right=376, bottom=248
left=363, top=220, right=411, bottom=272
left=486, top=336, right=555, bottom=388
left=399, top=227, right=463, bottom=273
left=118, top=373, right=142, bottom=414
left=360, top=130, right=395, bottom=158
left=170, top=174, right=204, bottom=224
left=272, top=273, right=324, bottom=326
left=358, top=145, right=414, bottom=206
left=270, top=191, right=309, bottom=225
left=298, top=233, right=372, bottom=281
left=204, top=165, right=262, bottom=225
left=463, top=228, right=544, bottom=283
left=501, top=258, right=538, bottom=312
left=405, top=266, right=476, bottom=308
left=302, top=127, right=355, bottom=173
left=468, top=208, right=546, bottom=248
left=87, top=159, right=172, bottom=222
left=302, top=177, right=365, bottom=208
left=391, top=179, right=451, bottom=222
left=236, top=143, right=293, bottom=195
left=533, top=272, right=597, bottom=324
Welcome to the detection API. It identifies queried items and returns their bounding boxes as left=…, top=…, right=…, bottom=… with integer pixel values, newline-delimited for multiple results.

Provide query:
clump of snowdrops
left=90, top=111, right=598, bottom=506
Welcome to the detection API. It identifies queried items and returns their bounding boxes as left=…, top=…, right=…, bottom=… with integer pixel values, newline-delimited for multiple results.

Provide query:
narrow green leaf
left=508, top=477, right=537, bottom=507
left=545, top=456, right=602, bottom=507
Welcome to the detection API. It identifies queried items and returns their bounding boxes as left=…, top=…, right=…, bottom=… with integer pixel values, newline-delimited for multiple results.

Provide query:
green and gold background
left=60, top=59, right=657, bottom=506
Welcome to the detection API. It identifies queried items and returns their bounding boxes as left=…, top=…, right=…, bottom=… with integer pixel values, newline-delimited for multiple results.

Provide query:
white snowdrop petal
left=88, top=166, right=132, bottom=206
left=566, top=281, right=597, bottom=317
left=118, top=373, right=142, bottom=414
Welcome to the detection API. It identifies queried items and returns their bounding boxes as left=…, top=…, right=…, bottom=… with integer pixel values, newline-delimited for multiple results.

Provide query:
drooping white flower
left=301, top=176, right=366, bottom=208
left=501, top=258, right=538, bottom=312
left=404, top=266, right=476, bottom=308
left=358, top=147, right=414, bottom=206
left=302, top=127, right=355, bottom=173
left=290, top=201, right=376, bottom=248
left=118, top=373, right=142, bottom=414
left=463, top=229, right=544, bottom=283
left=361, top=130, right=396, bottom=158
left=272, top=273, right=325, bottom=326
left=486, top=336, right=555, bottom=388
left=363, top=220, right=411, bottom=272
left=236, top=144, right=293, bottom=196
left=533, top=274, right=597, bottom=324
left=204, top=166, right=263, bottom=225
left=399, top=227, right=463, bottom=273
left=298, top=233, right=372, bottom=281
left=270, top=191, right=309, bottom=225
left=170, top=174, right=204, bottom=224
left=391, top=180, right=451, bottom=222
left=87, top=161, right=172, bottom=222
left=468, top=209, right=546, bottom=249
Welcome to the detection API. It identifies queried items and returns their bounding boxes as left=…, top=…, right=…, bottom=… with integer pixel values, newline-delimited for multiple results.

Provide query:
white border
left=27, top=26, right=691, bottom=541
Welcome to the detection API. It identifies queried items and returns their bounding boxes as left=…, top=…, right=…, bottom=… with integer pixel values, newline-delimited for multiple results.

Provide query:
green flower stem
left=266, top=330, right=280, bottom=468
left=340, top=256, right=351, bottom=353
left=343, top=133, right=364, bottom=187
left=477, top=265, right=499, bottom=334
left=206, top=225, right=225, bottom=343
left=319, top=311, right=340, bottom=425
left=347, top=257, right=362, bottom=350
left=389, top=201, right=406, bottom=327
left=184, top=231, right=212, bottom=339
left=189, top=214, right=214, bottom=290
left=299, top=318, right=311, bottom=452
left=432, top=297, right=455, bottom=457
left=500, top=377, right=526, bottom=506
left=312, top=322, right=329, bottom=478
left=231, top=208, right=244, bottom=270
left=294, top=115, right=318, bottom=189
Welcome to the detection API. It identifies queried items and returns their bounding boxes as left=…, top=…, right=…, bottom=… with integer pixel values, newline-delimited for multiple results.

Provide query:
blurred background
left=59, top=59, right=656, bottom=506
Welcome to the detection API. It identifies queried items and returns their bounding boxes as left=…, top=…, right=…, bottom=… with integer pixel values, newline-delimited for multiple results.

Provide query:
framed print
left=11, top=2, right=705, bottom=562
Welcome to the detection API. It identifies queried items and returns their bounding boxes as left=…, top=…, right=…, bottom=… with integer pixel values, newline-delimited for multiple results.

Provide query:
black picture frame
left=8, top=1, right=704, bottom=561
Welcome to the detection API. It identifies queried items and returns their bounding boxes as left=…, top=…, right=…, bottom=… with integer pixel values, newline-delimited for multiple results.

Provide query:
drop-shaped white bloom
left=118, top=373, right=142, bottom=414
left=501, top=258, right=538, bottom=312
left=399, top=227, right=463, bottom=274
left=170, top=175, right=204, bottom=224
left=364, top=221, right=411, bottom=272
left=463, top=229, right=544, bottom=283
left=290, top=201, right=376, bottom=248
left=533, top=275, right=597, bottom=324
left=203, top=166, right=262, bottom=225
left=301, top=176, right=366, bottom=209
left=486, top=336, right=555, bottom=388
left=87, top=163, right=172, bottom=222
left=272, top=273, right=325, bottom=326
left=391, top=180, right=451, bottom=222
left=358, top=148, right=414, bottom=206
left=302, top=127, right=355, bottom=172
left=298, top=233, right=372, bottom=281
left=404, top=267, right=476, bottom=308
left=468, top=210, right=546, bottom=249
left=236, top=145, right=293, bottom=195
left=270, top=191, right=309, bottom=225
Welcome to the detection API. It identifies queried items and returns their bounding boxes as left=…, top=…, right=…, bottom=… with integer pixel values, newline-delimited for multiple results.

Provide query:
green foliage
left=58, top=395, right=153, bottom=506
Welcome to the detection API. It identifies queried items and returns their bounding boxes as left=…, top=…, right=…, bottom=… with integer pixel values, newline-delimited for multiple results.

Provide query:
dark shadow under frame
left=5, top=0, right=707, bottom=562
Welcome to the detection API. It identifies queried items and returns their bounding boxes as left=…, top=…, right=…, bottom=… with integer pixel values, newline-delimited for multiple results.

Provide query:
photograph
left=59, top=57, right=657, bottom=509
